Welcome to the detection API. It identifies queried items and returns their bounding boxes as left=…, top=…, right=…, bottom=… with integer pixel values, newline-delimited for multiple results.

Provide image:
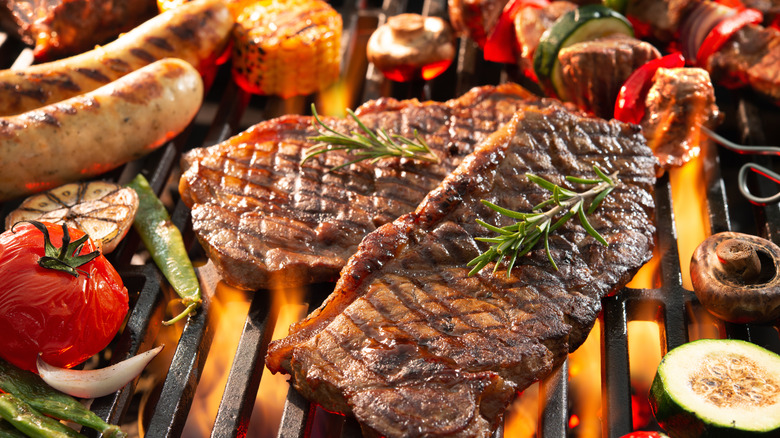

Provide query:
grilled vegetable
left=5, top=182, right=139, bottom=254
left=0, top=221, right=128, bottom=372
left=0, top=394, right=83, bottom=438
left=680, top=1, right=763, bottom=66
left=0, top=58, right=204, bottom=203
left=690, top=232, right=780, bottom=323
left=483, top=0, right=550, bottom=64
left=533, top=4, right=634, bottom=100
left=650, top=339, right=780, bottom=437
left=128, top=174, right=201, bottom=325
left=614, top=52, right=686, bottom=124
left=37, top=346, right=164, bottom=399
left=0, top=420, right=26, bottom=438
left=231, top=0, right=342, bottom=98
left=367, top=13, right=456, bottom=82
left=0, top=359, right=126, bottom=438
left=620, top=433, right=668, bottom=438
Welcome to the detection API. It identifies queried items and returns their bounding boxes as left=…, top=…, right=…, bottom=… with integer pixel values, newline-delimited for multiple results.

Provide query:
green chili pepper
left=0, top=419, right=28, bottom=438
left=0, top=394, right=84, bottom=438
left=0, top=359, right=125, bottom=438
left=128, top=173, right=202, bottom=325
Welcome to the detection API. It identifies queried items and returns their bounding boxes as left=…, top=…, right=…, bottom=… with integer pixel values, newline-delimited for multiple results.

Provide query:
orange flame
left=247, top=275, right=308, bottom=437
left=181, top=283, right=252, bottom=437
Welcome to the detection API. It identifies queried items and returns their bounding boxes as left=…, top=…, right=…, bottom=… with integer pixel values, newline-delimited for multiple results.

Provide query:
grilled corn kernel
left=232, top=0, right=342, bottom=98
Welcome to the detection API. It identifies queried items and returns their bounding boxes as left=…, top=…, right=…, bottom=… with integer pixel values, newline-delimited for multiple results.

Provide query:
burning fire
left=177, top=275, right=307, bottom=438
left=247, top=278, right=308, bottom=437
left=504, top=137, right=713, bottom=436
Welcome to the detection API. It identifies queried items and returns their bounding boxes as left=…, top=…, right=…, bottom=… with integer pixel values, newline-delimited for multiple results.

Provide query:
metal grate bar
left=84, top=264, right=167, bottom=437
left=538, top=362, right=569, bottom=437
left=211, top=292, right=280, bottom=437
left=144, top=263, right=220, bottom=437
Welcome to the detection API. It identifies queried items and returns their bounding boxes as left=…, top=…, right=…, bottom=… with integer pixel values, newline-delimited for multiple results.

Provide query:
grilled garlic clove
left=5, top=181, right=139, bottom=254
left=690, top=232, right=780, bottom=324
left=37, top=345, right=164, bottom=399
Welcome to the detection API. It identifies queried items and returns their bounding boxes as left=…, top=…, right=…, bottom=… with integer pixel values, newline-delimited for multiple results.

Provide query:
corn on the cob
left=231, top=0, right=342, bottom=98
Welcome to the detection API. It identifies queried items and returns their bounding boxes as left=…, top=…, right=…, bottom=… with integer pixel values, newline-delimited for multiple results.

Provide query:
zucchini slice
left=533, top=4, right=633, bottom=101
left=649, top=339, right=780, bottom=438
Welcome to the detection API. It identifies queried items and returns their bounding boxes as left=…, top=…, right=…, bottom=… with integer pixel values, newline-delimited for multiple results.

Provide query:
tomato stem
left=12, top=221, right=100, bottom=278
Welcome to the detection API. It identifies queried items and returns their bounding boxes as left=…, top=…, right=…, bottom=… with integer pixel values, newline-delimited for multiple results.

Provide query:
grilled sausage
left=0, top=0, right=230, bottom=117
left=0, top=58, right=204, bottom=202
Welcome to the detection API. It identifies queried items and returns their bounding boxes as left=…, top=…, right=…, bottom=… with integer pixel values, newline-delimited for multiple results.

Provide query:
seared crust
left=266, top=107, right=657, bottom=437
left=179, top=83, right=564, bottom=291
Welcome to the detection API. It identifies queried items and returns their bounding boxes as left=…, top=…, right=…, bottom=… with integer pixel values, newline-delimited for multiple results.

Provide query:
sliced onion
left=37, top=345, right=164, bottom=399
left=679, top=1, right=736, bottom=63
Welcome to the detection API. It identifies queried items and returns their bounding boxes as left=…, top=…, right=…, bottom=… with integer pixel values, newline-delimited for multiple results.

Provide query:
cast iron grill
left=1, top=0, right=779, bottom=437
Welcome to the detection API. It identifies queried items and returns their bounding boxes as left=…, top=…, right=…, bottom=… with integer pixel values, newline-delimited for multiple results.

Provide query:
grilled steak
left=707, top=24, right=780, bottom=101
left=266, top=106, right=657, bottom=437
left=179, top=84, right=567, bottom=290
left=625, top=0, right=698, bottom=43
left=641, top=67, right=720, bottom=169
left=558, top=34, right=661, bottom=119
left=514, top=0, right=577, bottom=79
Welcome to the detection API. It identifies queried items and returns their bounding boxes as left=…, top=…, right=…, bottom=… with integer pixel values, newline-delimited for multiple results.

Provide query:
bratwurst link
left=0, top=58, right=203, bottom=202
left=266, top=107, right=657, bottom=437
left=0, top=0, right=230, bottom=117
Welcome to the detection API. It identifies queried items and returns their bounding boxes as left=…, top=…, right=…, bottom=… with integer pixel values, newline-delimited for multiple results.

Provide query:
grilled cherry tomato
left=614, top=52, right=685, bottom=124
left=0, top=221, right=128, bottom=372
left=697, top=8, right=763, bottom=68
left=483, top=0, right=549, bottom=64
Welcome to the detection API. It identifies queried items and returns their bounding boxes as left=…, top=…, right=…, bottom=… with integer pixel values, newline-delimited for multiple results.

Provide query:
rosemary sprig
left=467, top=165, right=617, bottom=276
left=301, top=104, right=440, bottom=171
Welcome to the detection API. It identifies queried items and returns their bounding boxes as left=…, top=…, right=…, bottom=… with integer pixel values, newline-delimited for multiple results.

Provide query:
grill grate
left=1, top=0, right=779, bottom=437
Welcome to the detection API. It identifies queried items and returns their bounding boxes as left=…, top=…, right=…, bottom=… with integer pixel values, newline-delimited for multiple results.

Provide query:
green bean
left=128, top=173, right=201, bottom=325
left=0, top=419, right=27, bottom=438
left=0, top=359, right=125, bottom=438
left=0, top=394, right=84, bottom=438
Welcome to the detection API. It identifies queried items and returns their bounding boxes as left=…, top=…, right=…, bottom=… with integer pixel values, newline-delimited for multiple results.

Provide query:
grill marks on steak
left=179, top=84, right=562, bottom=290
left=265, top=107, right=657, bottom=437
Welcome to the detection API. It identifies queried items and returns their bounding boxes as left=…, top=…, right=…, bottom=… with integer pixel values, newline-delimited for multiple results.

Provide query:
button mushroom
left=690, top=231, right=780, bottom=324
left=366, top=13, right=456, bottom=82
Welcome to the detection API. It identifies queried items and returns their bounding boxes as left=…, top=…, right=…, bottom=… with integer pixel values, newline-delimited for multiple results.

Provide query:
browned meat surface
left=179, top=84, right=568, bottom=291
left=0, top=0, right=158, bottom=61
left=266, top=106, right=657, bottom=438
left=514, top=0, right=577, bottom=78
left=625, top=0, right=700, bottom=43
left=742, top=0, right=780, bottom=23
left=707, top=24, right=780, bottom=102
left=641, top=67, right=720, bottom=169
left=559, top=34, right=661, bottom=119
left=448, top=0, right=509, bottom=47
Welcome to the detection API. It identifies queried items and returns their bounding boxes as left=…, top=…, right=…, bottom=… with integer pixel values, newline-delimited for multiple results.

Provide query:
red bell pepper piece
left=620, top=433, right=669, bottom=438
left=614, top=52, right=685, bottom=124
left=696, top=8, right=763, bottom=67
left=714, top=0, right=745, bottom=9
left=483, top=0, right=550, bottom=64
